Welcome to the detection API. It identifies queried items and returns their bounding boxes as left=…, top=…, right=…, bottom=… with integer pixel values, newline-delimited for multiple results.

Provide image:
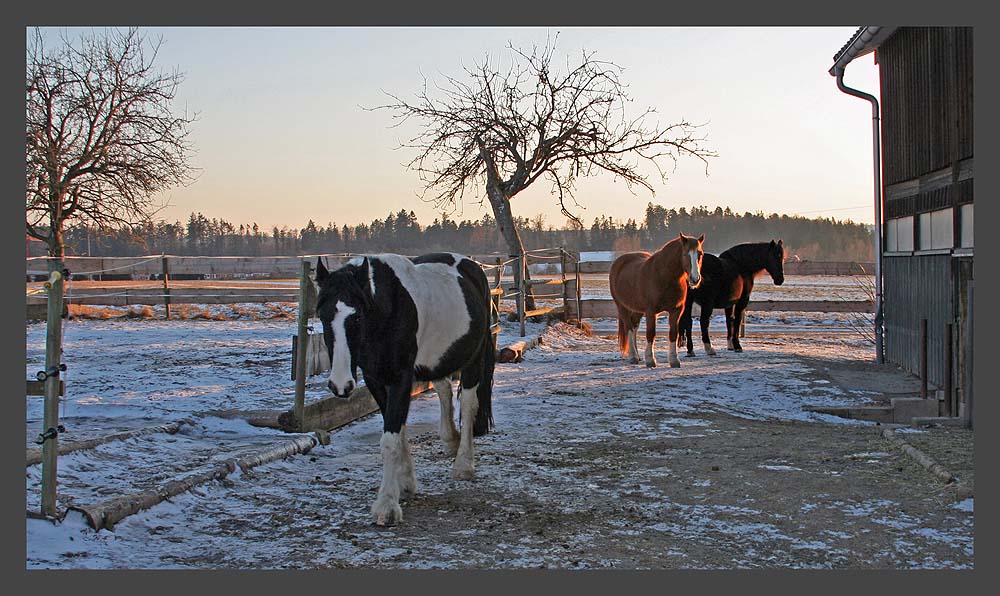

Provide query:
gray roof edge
left=829, top=26, right=898, bottom=75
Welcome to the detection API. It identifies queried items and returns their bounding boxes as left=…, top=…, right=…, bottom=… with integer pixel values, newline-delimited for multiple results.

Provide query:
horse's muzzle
left=328, top=379, right=355, bottom=398
left=688, top=277, right=703, bottom=289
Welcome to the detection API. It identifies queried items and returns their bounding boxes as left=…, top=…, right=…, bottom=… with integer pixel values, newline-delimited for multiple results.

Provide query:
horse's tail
left=472, top=258, right=495, bottom=437
left=473, top=316, right=495, bottom=437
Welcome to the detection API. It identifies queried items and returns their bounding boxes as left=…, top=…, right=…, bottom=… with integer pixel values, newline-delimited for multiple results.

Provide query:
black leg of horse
left=700, top=305, right=718, bottom=356
left=731, top=298, right=749, bottom=353
left=371, top=371, right=416, bottom=526
left=724, top=305, right=736, bottom=351
left=680, top=300, right=696, bottom=356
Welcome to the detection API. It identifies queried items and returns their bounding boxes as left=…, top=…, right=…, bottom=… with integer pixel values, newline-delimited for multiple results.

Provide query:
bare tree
left=26, top=27, right=197, bottom=264
left=376, top=33, right=717, bottom=307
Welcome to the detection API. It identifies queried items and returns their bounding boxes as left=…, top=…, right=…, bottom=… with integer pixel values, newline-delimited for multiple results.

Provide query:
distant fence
left=574, top=260, right=874, bottom=275
left=26, top=253, right=874, bottom=322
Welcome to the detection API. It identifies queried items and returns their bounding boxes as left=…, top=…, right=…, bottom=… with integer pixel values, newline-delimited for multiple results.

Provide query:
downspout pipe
left=833, top=64, right=884, bottom=364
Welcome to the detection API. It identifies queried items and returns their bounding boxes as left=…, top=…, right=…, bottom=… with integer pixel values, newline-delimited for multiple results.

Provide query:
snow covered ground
left=25, top=294, right=972, bottom=569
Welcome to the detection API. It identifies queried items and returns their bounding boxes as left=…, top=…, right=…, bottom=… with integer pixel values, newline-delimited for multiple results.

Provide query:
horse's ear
left=315, top=258, right=328, bottom=282
left=698, top=234, right=705, bottom=244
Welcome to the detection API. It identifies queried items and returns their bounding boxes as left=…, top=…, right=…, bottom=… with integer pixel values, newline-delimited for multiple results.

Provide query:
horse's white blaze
left=372, top=431, right=406, bottom=525
left=453, top=383, right=479, bottom=479
left=372, top=253, right=472, bottom=371
left=327, top=301, right=356, bottom=393
left=688, top=249, right=701, bottom=286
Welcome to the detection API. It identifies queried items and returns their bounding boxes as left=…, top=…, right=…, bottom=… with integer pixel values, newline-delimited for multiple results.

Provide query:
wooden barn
left=831, top=27, right=973, bottom=425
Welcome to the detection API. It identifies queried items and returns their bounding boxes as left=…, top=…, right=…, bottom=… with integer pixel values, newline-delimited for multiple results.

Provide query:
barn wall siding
left=877, top=27, right=974, bottom=196
left=883, top=254, right=953, bottom=389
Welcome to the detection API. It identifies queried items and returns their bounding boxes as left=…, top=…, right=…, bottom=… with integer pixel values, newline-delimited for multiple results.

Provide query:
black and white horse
left=314, top=253, right=495, bottom=526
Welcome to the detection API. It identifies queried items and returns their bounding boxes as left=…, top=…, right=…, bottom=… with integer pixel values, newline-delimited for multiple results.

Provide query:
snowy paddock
left=25, top=303, right=973, bottom=569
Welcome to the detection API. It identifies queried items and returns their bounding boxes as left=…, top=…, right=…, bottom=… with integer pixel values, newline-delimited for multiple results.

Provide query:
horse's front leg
left=666, top=308, right=681, bottom=368
left=371, top=375, right=415, bottom=527
left=701, top=306, right=717, bottom=356
left=644, top=312, right=658, bottom=368
left=433, top=379, right=460, bottom=456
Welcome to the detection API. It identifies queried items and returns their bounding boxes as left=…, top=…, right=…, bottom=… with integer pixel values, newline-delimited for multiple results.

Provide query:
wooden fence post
left=515, top=254, right=526, bottom=337
left=560, top=248, right=568, bottom=317
left=293, top=260, right=312, bottom=431
left=575, top=253, right=582, bottom=323
left=161, top=255, right=171, bottom=320
left=40, top=261, right=65, bottom=518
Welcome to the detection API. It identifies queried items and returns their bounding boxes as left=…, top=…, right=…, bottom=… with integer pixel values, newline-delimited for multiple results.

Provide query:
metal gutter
left=829, top=26, right=896, bottom=364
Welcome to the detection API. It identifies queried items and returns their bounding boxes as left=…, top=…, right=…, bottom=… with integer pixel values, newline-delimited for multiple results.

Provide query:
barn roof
left=829, top=26, right=897, bottom=75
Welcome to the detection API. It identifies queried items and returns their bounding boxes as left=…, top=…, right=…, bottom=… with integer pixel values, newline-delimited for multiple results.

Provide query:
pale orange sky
left=45, top=27, right=882, bottom=230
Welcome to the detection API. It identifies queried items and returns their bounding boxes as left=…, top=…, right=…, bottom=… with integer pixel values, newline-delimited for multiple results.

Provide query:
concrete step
left=802, top=405, right=894, bottom=423
left=890, top=397, right=940, bottom=423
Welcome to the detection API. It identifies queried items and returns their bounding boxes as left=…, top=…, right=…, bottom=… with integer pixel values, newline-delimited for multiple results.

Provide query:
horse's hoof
left=441, top=437, right=459, bottom=457
left=452, top=465, right=475, bottom=480
left=708, top=351, right=718, bottom=357
left=685, top=351, right=696, bottom=357
left=372, top=500, right=403, bottom=527
left=628, top=357, right=640, bottom=365
left=400, top=477, right=418, bottom=497
left=645, top=360, right=657, bottom=368
left=669, top=360, right=681, bottom=368
left=734, top=347, right=743, bottom=353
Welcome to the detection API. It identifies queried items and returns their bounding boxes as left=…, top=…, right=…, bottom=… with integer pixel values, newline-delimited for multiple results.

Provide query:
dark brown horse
left=609, top=233, right=705, bottom=368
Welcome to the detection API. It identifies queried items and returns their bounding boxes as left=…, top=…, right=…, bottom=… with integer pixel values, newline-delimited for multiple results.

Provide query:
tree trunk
left=485, top=184, right=536, bottom=310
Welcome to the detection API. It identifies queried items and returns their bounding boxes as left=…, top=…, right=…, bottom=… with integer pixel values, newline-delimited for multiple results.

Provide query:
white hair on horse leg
left=398, top=425, right=417, bottom=495
left=327, top=301, right=356, bottom=394
left=453, top=384, right=479, bottom=480
left=372, top=431, right=405, bottom=525
left=433, top=379, right=459, bottom=454
left=704, top=339, right=717, bottom=356
left=668, top=337, right=679, bottom=366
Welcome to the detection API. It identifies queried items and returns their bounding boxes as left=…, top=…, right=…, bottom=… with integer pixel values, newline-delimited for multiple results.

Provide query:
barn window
left=960, top=203, right=974, bottom=248
left=918, top=208, right=954, bottom=250
left=885, top=216, right=913, bottom=252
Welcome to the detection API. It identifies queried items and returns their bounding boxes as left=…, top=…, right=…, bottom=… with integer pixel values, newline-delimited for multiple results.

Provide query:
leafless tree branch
left=26, top=27, right=198, bottom=258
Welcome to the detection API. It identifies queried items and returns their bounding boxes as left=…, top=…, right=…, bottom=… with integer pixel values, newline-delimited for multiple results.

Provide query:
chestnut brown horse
left=609, top=233, right=705, bottom=368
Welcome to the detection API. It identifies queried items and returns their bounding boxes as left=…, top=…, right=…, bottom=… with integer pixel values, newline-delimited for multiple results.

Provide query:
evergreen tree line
left=60, top=204, right=874, bottom=262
